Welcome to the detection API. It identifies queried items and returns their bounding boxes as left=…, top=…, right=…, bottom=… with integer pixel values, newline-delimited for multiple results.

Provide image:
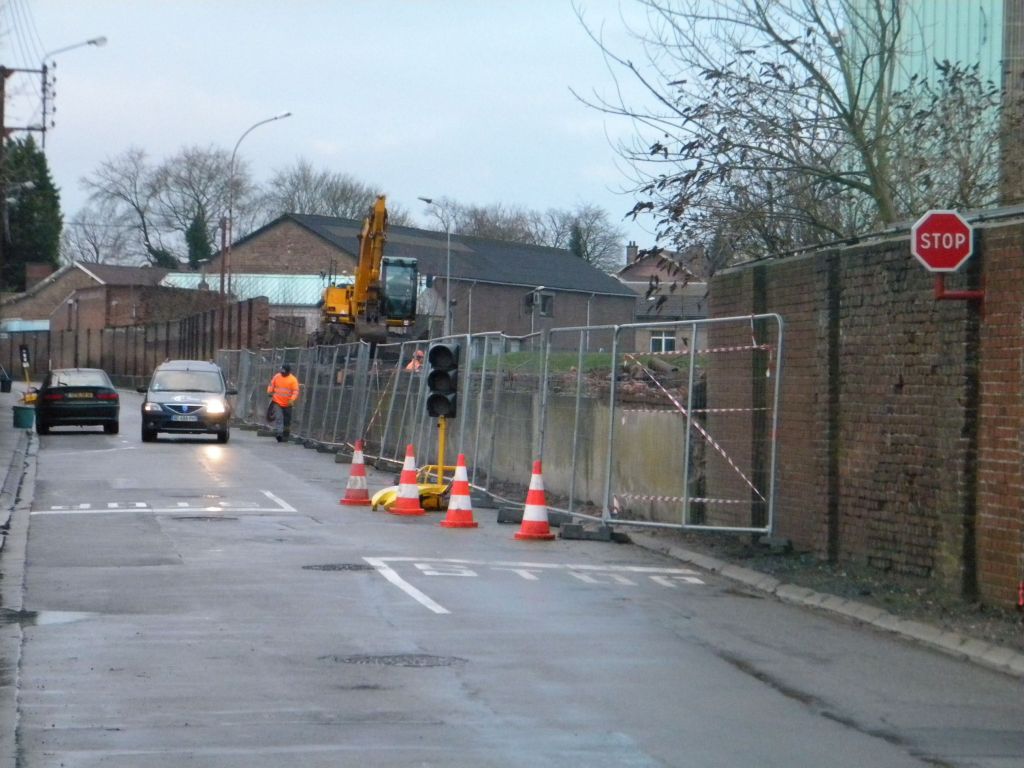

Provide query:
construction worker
left=405, top=349, right=424, bottom=372
left=267, top=363, right=300, bottom=442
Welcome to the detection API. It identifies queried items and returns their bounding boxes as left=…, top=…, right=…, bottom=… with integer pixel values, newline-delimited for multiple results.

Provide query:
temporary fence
left=219, top=313, right=783, bottom=534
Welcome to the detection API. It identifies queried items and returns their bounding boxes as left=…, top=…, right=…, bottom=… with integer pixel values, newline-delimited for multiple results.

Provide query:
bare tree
left=80, top=146, right=256, bottom=267
left=255, top=159, right=411, bottom=226
left=80, top=147, right=173, bottom=266
left=575, top=0, right=1013, bottom=264
left=423, top=200, right=626, bottom=272
left=149, top=145, right=233, bottom=249
left=61, top=198, right=133, bottom=264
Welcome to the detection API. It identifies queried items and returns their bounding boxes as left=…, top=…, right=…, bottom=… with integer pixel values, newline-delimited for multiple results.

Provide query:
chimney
left=626, top=241, right=639, bottom=264
left=24, top=262, right=54, bottom=290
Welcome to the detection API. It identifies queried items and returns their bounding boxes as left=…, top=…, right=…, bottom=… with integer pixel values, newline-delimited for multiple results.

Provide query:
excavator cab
left=382, top=257, right=418, bottom=325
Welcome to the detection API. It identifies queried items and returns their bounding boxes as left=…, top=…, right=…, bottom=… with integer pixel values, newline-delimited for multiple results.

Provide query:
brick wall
left=710, top=226, right=1023, bottom=606
left=208, top=220, right=356, bottom=276
left=975, top=226, right=1024, bottom=603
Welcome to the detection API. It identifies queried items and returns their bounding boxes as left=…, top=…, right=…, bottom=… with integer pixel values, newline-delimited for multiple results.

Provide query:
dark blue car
left=35, top=368, right=120, bottom=435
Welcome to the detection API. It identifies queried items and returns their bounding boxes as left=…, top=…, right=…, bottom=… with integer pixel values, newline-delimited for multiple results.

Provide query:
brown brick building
left=209, top=213, right=638, bottom=345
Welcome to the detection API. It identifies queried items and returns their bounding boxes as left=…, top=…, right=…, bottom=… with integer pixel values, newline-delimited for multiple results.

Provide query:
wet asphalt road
left=3, top=391, right=1023, bottom=767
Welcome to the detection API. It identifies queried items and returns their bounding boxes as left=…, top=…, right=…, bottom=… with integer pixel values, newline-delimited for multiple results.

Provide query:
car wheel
left=141, top=428, right=156, bottom=443
left=216, top=428, right=230, bottom=444
left=36, top=421, right=49, bottom=435
left=104, top=421, right=119, bottom=435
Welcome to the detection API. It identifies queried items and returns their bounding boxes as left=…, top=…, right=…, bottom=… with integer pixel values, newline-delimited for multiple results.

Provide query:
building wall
left=49, top=285, right=224, bottom=332
left=1, top=268, right=95, bottom=322
left=209, top=220, right=357, bottom=277
left=710, top=224, right=1022, bottom=607
left=448, top=281, right=634, bottom=349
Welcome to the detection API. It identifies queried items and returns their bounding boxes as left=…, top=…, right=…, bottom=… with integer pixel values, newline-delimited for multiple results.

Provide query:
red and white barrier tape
left=622, top=354, right=766, bottom=503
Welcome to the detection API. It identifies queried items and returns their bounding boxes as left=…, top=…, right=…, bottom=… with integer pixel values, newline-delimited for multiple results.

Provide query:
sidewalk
left=0, top=379, right=36, bottom=768
left=0, top=380, right=33, bottom=561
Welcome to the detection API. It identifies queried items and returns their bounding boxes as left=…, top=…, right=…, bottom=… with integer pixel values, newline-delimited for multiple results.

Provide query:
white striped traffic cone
left=389, top=444, right=425, bottom=516
left=514, top=459, right=555, bottom=540
left=340, top=440, right=371, bottom=506
left=440, top=453, right=478, bottom=528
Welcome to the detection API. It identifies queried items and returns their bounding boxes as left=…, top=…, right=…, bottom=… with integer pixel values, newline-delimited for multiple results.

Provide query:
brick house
left=617, top=243, right=709, bottom=352
left=0, top=262, right=169, bottom=330
left=0, top=261, right=228, bottom=336
left=207, top=213, right=638, bottom=347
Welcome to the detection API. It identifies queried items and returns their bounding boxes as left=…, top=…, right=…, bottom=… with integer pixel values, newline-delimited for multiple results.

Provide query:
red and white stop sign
left=911, top=209, right=973, bottom=272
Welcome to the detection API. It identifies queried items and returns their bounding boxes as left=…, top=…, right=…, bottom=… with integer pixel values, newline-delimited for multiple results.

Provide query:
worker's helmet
left=281, top=363, right=292, bottom=374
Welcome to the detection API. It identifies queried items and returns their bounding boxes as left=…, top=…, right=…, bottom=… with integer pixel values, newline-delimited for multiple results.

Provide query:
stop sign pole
left=910, top=209, right=984, bottom=306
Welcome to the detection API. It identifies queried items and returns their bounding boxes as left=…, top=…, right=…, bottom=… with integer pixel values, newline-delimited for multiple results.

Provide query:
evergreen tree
left=185, top=205, right=212, bottom=269
left=3, top=136, right=62, bottom=291
left=568, top=221, right=587, bottom=261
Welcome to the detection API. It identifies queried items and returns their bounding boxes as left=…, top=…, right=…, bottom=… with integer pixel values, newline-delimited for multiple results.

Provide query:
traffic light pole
left=436, top=415, right=447, bottom=485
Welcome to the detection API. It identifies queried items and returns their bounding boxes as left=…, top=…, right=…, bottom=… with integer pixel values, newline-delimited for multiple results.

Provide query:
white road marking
left=365, top=556, right=706, bottom=613
left=363, top=557, right=451, bottom=615
left=31, top=490, right=295, bottom=516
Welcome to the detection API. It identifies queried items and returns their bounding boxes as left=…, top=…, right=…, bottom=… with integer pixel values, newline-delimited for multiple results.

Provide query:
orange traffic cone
left=440, top=453, right=478, bottom=528
left=515, top=459, right=555, bottom=540
left=340, top=440, right=371, bottom=506
left=389, top=444, right=425, bottom=516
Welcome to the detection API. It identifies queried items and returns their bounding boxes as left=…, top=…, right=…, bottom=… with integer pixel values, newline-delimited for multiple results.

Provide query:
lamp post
left=41, top=36, right=107, bottom=149
left=418, top=196, right=452, bottom=337
left=224, top=111, right=291, bottom=299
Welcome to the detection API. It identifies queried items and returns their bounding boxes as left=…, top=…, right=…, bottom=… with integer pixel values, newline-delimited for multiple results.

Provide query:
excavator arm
left=314, top=195, right=418, bottom=346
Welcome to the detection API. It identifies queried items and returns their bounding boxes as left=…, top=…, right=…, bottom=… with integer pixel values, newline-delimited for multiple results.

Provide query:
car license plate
left=172, top=414, right=199, bottom=422
left=67, top=392, right=93, bottom=399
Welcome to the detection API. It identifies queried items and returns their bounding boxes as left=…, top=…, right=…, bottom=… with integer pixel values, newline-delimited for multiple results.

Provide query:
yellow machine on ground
left=370, top=415, right=456, bottom=512
left=317, top=196, right=418, bottom=345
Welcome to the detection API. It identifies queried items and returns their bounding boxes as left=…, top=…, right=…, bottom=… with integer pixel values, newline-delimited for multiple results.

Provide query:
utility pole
left=0, top=67, right=10, bottom=294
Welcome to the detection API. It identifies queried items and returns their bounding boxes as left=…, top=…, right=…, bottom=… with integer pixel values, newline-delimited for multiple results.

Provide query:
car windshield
left=151, top=370, right=223, bottom=393
left=50, top=370, right=110, bottom=388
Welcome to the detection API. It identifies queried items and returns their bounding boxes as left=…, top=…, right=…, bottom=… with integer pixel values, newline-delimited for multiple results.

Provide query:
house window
left=650, top=332, right=676, bottom=354
left=538, top=293, right=553, bottom=317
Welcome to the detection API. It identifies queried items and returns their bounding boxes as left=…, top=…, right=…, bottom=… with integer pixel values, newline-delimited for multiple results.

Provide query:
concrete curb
left=0, top=430, right=36, bottom=768
left=629, top=532, right=1024, bottom=680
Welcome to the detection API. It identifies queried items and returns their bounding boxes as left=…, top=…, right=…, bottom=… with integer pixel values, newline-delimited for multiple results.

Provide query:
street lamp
left=418, top=196, right=452, bottom=337
left=224, top=111, right=291, bottom=298
left=41, top=36, right=107, bottom=149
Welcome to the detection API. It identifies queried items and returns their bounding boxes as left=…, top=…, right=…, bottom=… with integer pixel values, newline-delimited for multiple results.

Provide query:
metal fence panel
left=222, top=314, right=782, bottom=535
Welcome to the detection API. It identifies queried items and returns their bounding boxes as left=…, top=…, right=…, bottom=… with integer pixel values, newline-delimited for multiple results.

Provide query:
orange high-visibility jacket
left=268, top=372, right=300, bottom=407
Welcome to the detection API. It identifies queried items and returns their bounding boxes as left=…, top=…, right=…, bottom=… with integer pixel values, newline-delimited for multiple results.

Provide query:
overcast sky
left=3, top=0, right=658, bottom=258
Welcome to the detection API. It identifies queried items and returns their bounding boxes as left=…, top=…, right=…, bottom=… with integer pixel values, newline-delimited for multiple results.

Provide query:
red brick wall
left=208, top=220, right=356, bottom=276
left=975, top=226, right=1024, bottom=604
left=709, top=229, right=1023, bottom=604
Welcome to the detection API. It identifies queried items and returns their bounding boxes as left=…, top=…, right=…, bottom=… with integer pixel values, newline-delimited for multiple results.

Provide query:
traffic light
left=426, top=342, right=459, bottom=418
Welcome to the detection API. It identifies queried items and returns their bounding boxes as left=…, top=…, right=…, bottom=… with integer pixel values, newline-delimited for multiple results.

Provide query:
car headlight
left=143, top=402, right=163, bottom=413
left=205, top=399, right=227, bottom=415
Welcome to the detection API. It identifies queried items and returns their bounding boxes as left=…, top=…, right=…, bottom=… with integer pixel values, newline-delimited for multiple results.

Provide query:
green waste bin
left=12, top=404, right=34, bottom=429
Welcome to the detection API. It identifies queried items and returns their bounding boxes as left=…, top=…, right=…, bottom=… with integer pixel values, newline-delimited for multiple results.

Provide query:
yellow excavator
left=316, top=195, right=418, bottom=345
